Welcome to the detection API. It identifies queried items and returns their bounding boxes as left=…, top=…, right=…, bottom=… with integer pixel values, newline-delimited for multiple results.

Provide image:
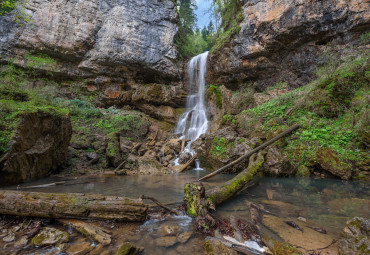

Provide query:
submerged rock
left=0, top=112, right=72, bottom=186
left=261, top=215, right=336, bottom=254
left=204, top=238, right=237, bottom=255
left=66, top=241, right=95, bottom=255
left=158, top=224, right=182, bottom=237
left=338, top=217, right=370, bottom=255
left=115, top=242, right=143, bottom=255
left=155, top=236, right=178, bottom=247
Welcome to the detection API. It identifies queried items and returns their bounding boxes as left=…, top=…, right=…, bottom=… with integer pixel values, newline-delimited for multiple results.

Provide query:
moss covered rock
left=105, top=132, right=123, bottom=168
left=31, top=227, right=69, bottom=246
left=338, top=217, right=370, bottom=255
left=0, top=111, right=72, bottom=186
left=316, top=147, right=352, bottom=180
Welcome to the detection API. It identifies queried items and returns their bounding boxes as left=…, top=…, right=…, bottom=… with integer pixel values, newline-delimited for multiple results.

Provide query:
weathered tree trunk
left=0, top=191, right=148, bottom=221
left=184, top=152, right=265, bottom=217
left=206, top=152, right=265, bottom=206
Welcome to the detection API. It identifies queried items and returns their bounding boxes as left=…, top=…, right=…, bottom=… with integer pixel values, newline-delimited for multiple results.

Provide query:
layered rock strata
left=208, top=0, right=370, bottom=91
left=0, top=0, right=179, bottom=83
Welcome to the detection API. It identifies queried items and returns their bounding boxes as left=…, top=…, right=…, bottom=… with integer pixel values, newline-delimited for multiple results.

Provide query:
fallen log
left=140, top=195, right=179, bottom=216
left=148, top=129, right=159, bottom=146
left=114, top=159, right=127, bottom=173
left=19, top=181, right=66, bottom=189
left=185, top=152, right=264, bottom=217
left=206, top=152, right=265, bottom=206
left=199, top=124, right=299, bottom=181
left=172, top=153, right=198, bottom=173
left=180, top=139, right=186, bottom=152
left=0, top=190, right=148, bottom=221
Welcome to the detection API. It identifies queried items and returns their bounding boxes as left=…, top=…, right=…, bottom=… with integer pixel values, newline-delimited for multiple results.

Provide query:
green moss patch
left=206, top=85, right=222, bottom=108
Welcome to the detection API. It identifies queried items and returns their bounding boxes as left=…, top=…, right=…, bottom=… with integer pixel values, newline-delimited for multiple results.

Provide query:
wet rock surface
left=0, top=111, right=72, bottom=185
left=208, top=0, right=369, bottom=90
left=338, top=217, right=370, bottom=255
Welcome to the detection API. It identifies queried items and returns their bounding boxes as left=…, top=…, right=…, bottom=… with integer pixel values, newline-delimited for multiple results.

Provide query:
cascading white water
left=174, top=52, right=209, bottom=169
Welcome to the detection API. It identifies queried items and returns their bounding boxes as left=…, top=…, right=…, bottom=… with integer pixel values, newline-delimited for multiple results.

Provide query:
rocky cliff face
left=208, top=0, right=369, bottom=91
left=0, top=112, right=72, bottom=186
left=0, top=0, right=179, bottom=83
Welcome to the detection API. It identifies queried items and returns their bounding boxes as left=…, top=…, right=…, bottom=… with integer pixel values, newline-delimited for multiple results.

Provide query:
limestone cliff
left=208, top=0, right=370, bottom=91
left=0, top=0, right=179, bottom=83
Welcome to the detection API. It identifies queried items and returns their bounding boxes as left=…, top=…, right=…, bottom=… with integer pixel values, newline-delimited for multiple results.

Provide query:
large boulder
left=262, top=147, right=296, bottom=177
left=338, top=217, right=370, bottom=255
left=316, top=147, right=352, bottom=180
left=208, top=0, right=369, bottom=91
left=0, top=0, right=179, bottom=82
left=192, top=127, right=261, bottom=172
left=0, top=111, right=72, bottom=185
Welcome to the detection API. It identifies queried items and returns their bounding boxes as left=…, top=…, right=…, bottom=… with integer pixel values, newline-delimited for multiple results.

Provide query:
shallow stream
left=3, top=172, right=370, bottom=254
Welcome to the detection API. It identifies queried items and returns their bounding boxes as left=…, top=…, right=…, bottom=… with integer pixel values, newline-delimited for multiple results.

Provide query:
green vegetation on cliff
left=0, top=64, right=68, bottom=155
left=0, top=54, right=150, bottom=168
left=210, top=0, right=243, bottom=53
left=0, top=0, right=30, bottom=24
left=235, top=42, right=369, bottom=178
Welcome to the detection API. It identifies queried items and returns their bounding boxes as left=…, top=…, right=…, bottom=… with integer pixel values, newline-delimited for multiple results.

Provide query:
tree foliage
left=0, top=0, right=31, bottom=25
left=175, top=0, right=216, bottom=59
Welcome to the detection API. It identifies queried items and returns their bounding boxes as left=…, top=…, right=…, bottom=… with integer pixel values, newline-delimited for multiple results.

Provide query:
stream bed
left=2, top=172, right=369, bottom=254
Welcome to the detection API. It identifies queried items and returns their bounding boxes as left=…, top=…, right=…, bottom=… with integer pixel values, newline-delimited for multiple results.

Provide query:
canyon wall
left=0, top=0, right=179, bottom=83
left=208, top=0, right=370, bottom=91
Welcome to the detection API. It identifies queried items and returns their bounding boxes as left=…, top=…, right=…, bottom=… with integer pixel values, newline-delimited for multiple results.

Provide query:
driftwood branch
left=140, top=195, right=179, bottom=216
left=18, top=182, right=66, bottom=189
left=180, top=139, right=186, bottom=152
left=0, top=190, right=148, bottom=221
left=148, top=129, right=159, bottom=146
left=199, top=124, right=299, bottom=181
left=173, top=153, right=198, bottom=173
left=114, top=160, right=127, bottom=172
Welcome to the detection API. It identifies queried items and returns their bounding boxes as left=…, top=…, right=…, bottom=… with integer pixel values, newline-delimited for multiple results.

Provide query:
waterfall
left=174, top=52, right=209, bottom=169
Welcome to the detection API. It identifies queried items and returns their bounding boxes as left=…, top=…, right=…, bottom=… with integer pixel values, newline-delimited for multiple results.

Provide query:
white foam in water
left=175, top=52, right=209, bottom=170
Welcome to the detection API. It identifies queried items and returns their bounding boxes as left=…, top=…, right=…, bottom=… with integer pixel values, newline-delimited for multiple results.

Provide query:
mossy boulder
left=31, top=227, right=69, bottom=246
left=296, top=165, right=311, bottom=177
left=192, top=127, right=257, bottom=172
left=105, top=132, right=123, bottom=168
left=316, top=147, right=352, bottom=180
left=262, top=146, right=296, bottom=177
left=338, top=217, right=370, bottom=255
